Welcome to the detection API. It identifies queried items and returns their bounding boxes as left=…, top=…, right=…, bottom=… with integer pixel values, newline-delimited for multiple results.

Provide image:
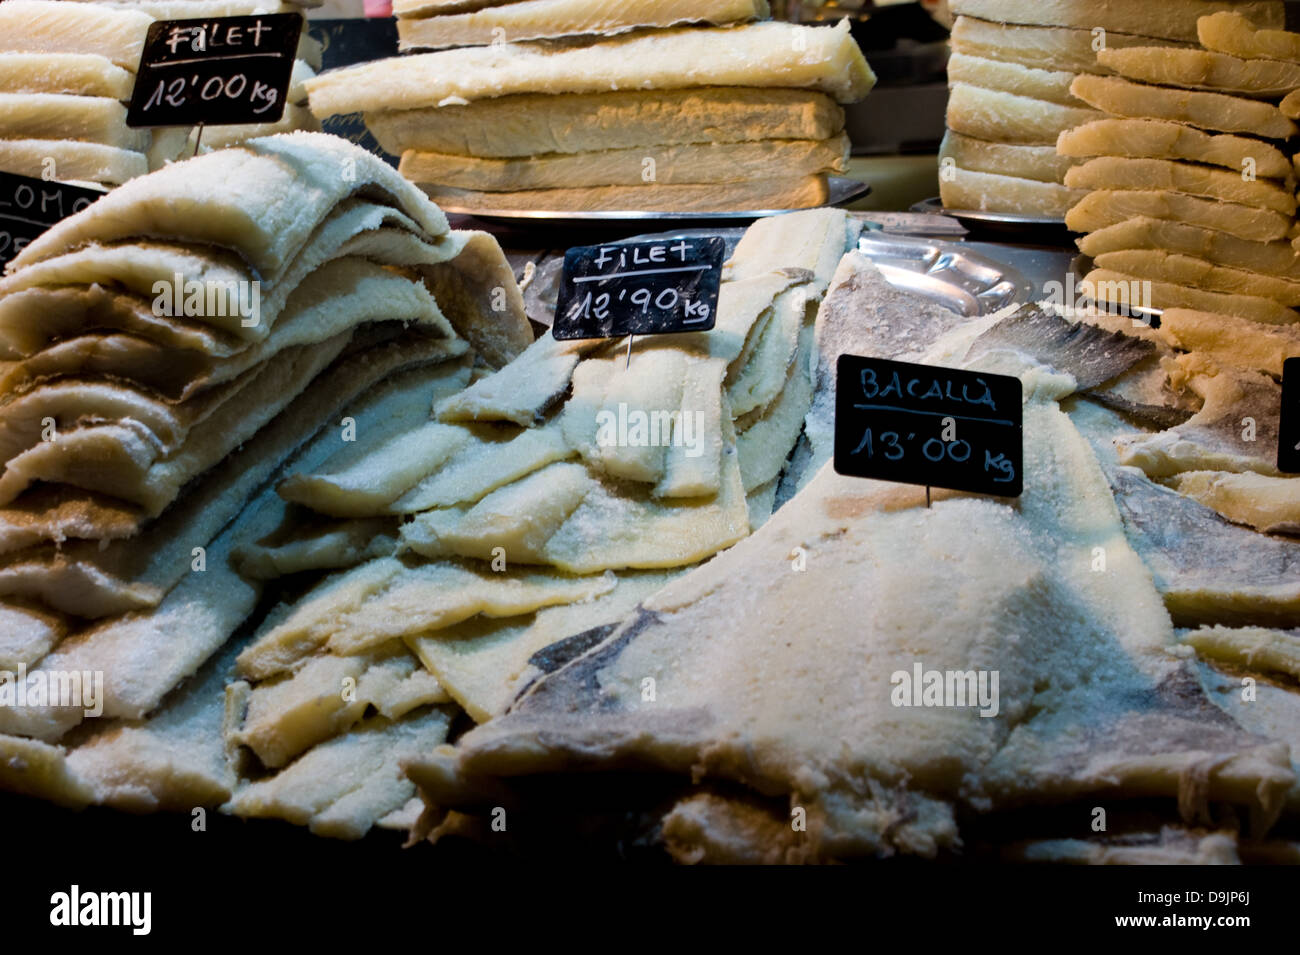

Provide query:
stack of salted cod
left=0, top=131, right=534, bottom=835
left=306, top=19, right=873, bottom=213
left=0, top=0, right=322, bottom=186
left=401, top=257, right=1300, bottom=864
left=1063, top=11, right=1300, bottom=326
left=939, top=0, right=1284, bottom=216
left=204, top=209, right=859, bottom=837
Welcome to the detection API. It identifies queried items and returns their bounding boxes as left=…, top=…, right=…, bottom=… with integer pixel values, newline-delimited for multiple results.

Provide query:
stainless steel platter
left=438, top=177, right=871, bottom=225
left=911, top=197, right=1075, bottom=244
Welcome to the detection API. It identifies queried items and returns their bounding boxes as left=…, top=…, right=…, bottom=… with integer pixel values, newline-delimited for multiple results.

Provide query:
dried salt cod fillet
left=1159, top=308, right=1300, bottom=378
left=1082, top=268, right=1299, bottom=325
left=421, top=177, right=830, bottom=214
left=0, top=601, right=63, bottom=671
left=419, top=230, right=531, bottom=368
left=231, top=706, right=454, bottom=841
left=0, top=335, right=349, bottom=512
left=940, top=167, right=1087, bottom=216
left=1182, top=626, right=1300, bottom=681
left=0, top=734, right=93, bottom=807
left=395, top=0, right=513, bottom=13
left=399, top=0, right=767, bottom=50
left=948, top=0, right=1283, bottom=41
left=394, top=420, right=573, bottom=513
left=307, top=21, right=875, bottom=116
left=1097, top=46, right=1300, bottom=99
left=1067, top=192, right=1291, bottom=244
left=726, top=284, right=805, bottom=418
left=11, top=132, right=449, bottom=277
left=279, top=424, right=471, bottom=517
left=1114, top=357, right=1285, bottom=477
left=657, top=354, right=726, bottom=499
left=226, top=709, right=452, bottom=839
left=436, top=332, right=599, bottom=426
left=406, top=570, right=676, bottom=723
left=60, top=637, right=246, bottom=811
left=0, top=460, right=287, bottom=743
left=1169, top=471, right=1299, bottom=535
left=1070, top=74, right=1298, bottom=139
left=0, top=487, right=142, bottom=556
left=1065, top=157, right=1297, bottom=216
left=745, top=478, right=778, bottom=531
left=805, top=253, right=970, bottom=471
left=946, top=84, right=1103, bottom=146
left=1004, top=828, right=1241, bottom=865
left=0, top=94, right=147, bottom=150
left=1057, top=119, right=1291, bottom=179
left=0, top=335, right=465, bottom=617
left=947, top=53, right=1081, bottom=106
left=1097, top=251, right=1300, bottom=306
left=198, top=104, right=321, bottom=151
left=236, top=558, right=617, bottom=679
left=950, top=16, right=1186, bottom=74
left=940, top=131, right=1080, bottom=185
left=1199, top=10, right=1300, bottom=63
left=236, top=516, right=399, bottom=580
left=1078, top=218, right=1300, bottom=280
left=660, top=792, right=813, bottom=864
left=724, top=207, right=859, bottom=295
left=0, top=1, right=152, bottom=71
left=0, top=53, right=133, bottom=98
left=400, top=136, right=848, bottom=192
left=426, top=386, right=1294, bottom=858
left=1072, top=400, right=1300, bottom=627
left=0, top=139, right=146, bottom=185
left=235, top=356, right=474, bottom=576
left=737, top=324, right=814, bottom=492
left=367, top=89, right=845, bottom=159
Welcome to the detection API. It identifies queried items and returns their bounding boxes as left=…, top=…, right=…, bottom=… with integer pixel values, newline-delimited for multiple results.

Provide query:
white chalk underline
left=573, top=265, right=713, bottom=282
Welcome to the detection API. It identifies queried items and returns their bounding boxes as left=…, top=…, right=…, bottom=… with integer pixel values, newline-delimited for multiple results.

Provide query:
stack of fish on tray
left=939, top=0, right=1284, bottom=217
left=402, top=255, right=1300, bottom=863
left=0, top=131, right=533, bottom=837
left=305, top=7, right=874, bottom=213
left=0, top=0, right=322, bottom=186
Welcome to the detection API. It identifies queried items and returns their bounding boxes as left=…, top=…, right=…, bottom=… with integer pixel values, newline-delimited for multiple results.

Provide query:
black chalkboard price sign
left=552, top=237, right=725, bottom=341
left=127, top=13, right=303, bottom=128
left=834, top=354, right=1024, bottom=498
left=1281, top=357, right=1299, bottom=474
left=0, top=171, right=104, bottom=270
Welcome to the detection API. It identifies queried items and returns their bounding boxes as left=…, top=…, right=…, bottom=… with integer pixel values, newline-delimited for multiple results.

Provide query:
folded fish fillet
left=947, top=53, right=1081, bottom=105
left=366, top=88, right=845, bottom=158
left=1199, top=10, right=1300, bottom=64
left=422, top=178, right=830, bottom=214
left=1077, top=218, right=1300, bottom=280
left=1169, top=471, right=1299, bottom=535
left=1095, top=251, right=1300, bottom=306
left=948, top=0, right=1283, bottom=41
left=0, top=0, right=152, bottom=71
left=1057, top=118, right=1291, bottom=180
left=400, top=136, right=848, bottom=191
left=0, top=139, right=146, bottom=185
left=399, top=0, right=768, bottom=50
left=940, top=167, right=1087, bottom=216
left=940, top=130, right=1080, bottom=185
left=950, top=15, right=1186, bottom=74
left=1097, top=45, right=1300, bottom=99
left=1070, top=74, right=1297, bottom=140
left=1065, top=157, right=1296, bottom=216
left=10, top=132, right=449, bottom=277
left=1067, top=192, right=1292, bottom=244
left=946, top=84, right=1103, bottom=146
left=0, top=53, right=133, bottom=98
left=0, top=93, right=147, bottom=150
left=306, top=21, right=875, bottom=116
left=1159, top=308, right=1300, bottom=378
left=1183, top=626, right=1300, bottom=681
left=1082, top=268, right=1299, bottom=325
